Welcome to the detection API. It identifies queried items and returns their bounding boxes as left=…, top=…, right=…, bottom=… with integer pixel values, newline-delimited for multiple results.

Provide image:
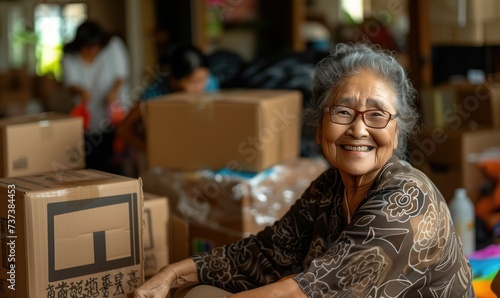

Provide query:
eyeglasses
left=323, top=105, right=398, bottom=129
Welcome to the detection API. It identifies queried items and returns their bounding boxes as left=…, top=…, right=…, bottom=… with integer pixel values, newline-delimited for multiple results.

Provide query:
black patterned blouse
left=192, top=157, right=475, bottom=297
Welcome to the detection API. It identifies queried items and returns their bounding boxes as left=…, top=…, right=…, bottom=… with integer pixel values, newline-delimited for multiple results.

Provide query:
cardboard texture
left=0, top=169, right=143, bottom=298
left=145, top=89, right=302, bottom=172
left=411, top=128, right=500, bottom=203
left=0, top=112, right=85, bottom=178
left=143, top=192, right=169, bottom=277
left=419, top=83, right=500, bottom=129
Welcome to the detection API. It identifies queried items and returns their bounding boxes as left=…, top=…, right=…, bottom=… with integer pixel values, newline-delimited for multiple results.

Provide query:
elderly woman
left=133, top=43, right=474, bottom=297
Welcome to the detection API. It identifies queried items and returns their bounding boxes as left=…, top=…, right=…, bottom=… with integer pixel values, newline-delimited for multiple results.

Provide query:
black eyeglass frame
left=323, top=105, right=398, bottom=129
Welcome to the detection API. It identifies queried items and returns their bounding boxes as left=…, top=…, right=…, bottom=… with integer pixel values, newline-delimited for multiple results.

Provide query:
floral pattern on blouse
left=191, top=157, right=475, bottom=297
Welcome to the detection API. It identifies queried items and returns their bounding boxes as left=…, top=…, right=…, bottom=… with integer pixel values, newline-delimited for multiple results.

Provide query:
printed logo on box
left=47, top=194, right=140, bottom=282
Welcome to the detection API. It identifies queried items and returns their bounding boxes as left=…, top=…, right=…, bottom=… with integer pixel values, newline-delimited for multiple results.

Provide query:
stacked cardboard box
left=428, top=0, right=500, bottom=45
left=416, top=81, right=500, bottom=204
left=141, top=89, right=309, bottom=257
left=419, top=83, right=500, bottom=130
left=412, top=128, right=500, bottom=203
left=0, top=112, right=86, bottom=178
left=0, top=169, right=143, bottom=298
left=145, top=89, right=303, bottom=172
left=143, top=192, right=169, bottom=277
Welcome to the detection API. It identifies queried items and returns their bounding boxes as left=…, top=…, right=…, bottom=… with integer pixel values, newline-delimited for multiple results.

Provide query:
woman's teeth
left=342, top=145, right=373, bottom=152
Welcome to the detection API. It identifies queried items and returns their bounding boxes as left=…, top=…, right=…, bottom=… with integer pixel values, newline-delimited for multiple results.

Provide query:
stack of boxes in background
left=142, top=89, right=328, bottom=259
left=0, top=112, right=145, bottom=297
left=429, top=0, right=500, bottom=45
left=414, top=82, right=500, bottom=203
left=0, top=88, right=328, bottom=296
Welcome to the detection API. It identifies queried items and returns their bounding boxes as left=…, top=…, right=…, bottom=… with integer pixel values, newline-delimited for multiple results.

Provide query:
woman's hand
left=131, top=268, right=171, bottom=298
left=132, top=259, right=199, bottom=298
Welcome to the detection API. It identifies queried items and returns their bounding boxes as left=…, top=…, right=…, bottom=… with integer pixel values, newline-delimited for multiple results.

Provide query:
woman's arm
left=132, top=258, right=199, bottom=298
left=228, top=278, right=307, bottom=298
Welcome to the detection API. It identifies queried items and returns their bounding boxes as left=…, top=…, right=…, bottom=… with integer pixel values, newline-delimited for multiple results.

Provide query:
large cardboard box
left=411, top=128, right=500, bottom=202
left=145, top=89, right=302, bottom=172
left=0, top=169, right=143, bottom=297
left=419, top=83, right=500, bottom=129
left=143, top=192, right=169, bottom=277
left=0, top=112, right=85, bottom=177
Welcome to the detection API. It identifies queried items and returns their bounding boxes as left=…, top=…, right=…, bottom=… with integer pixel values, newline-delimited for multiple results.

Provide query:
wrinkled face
left=172, top=68, right=210, bottom=94
left=317, top=71, right=398, bottom=177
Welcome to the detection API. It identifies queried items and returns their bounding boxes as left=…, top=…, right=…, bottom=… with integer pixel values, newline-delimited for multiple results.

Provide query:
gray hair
left=305, top=43, right=419, bottom=160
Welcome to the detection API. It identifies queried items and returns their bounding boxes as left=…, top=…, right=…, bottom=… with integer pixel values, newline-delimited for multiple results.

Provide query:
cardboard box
left=145, top=89, right=302, bottom=172
left=411, top=128, right=500, bottom=202
left=143, top=192, right=169, bottom=277
left=0, top=169, right=143, bottom=297
left=429, top=0, right=497, bottom=24
left=0, top=112, right=85, bottom=177
left=419, top=83, right=500, bottom=129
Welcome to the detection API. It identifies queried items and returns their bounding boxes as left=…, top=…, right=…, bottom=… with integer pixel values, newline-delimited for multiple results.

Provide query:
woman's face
left=317, top=71, right=398, bottom=177
left=173, top=68, right=210, bottom=94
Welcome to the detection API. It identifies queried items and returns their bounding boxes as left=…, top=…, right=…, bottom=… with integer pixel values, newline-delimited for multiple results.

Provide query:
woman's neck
left=340, top=169, right=380, bottom=215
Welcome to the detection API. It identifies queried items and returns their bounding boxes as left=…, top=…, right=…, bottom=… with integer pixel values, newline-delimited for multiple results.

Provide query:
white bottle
left=449, top=188, right=476, bottom=256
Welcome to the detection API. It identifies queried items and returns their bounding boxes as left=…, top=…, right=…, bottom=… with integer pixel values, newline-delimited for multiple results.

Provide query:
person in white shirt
left=62, top=20, right=131, bottom=174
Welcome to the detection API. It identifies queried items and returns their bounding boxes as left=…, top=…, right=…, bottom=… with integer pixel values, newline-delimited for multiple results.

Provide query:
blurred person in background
left=132, top=43, right=473, bottom=298
left=62, top=19, right=132, bottom=174
left=116, top=44, right=219, bottom=173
